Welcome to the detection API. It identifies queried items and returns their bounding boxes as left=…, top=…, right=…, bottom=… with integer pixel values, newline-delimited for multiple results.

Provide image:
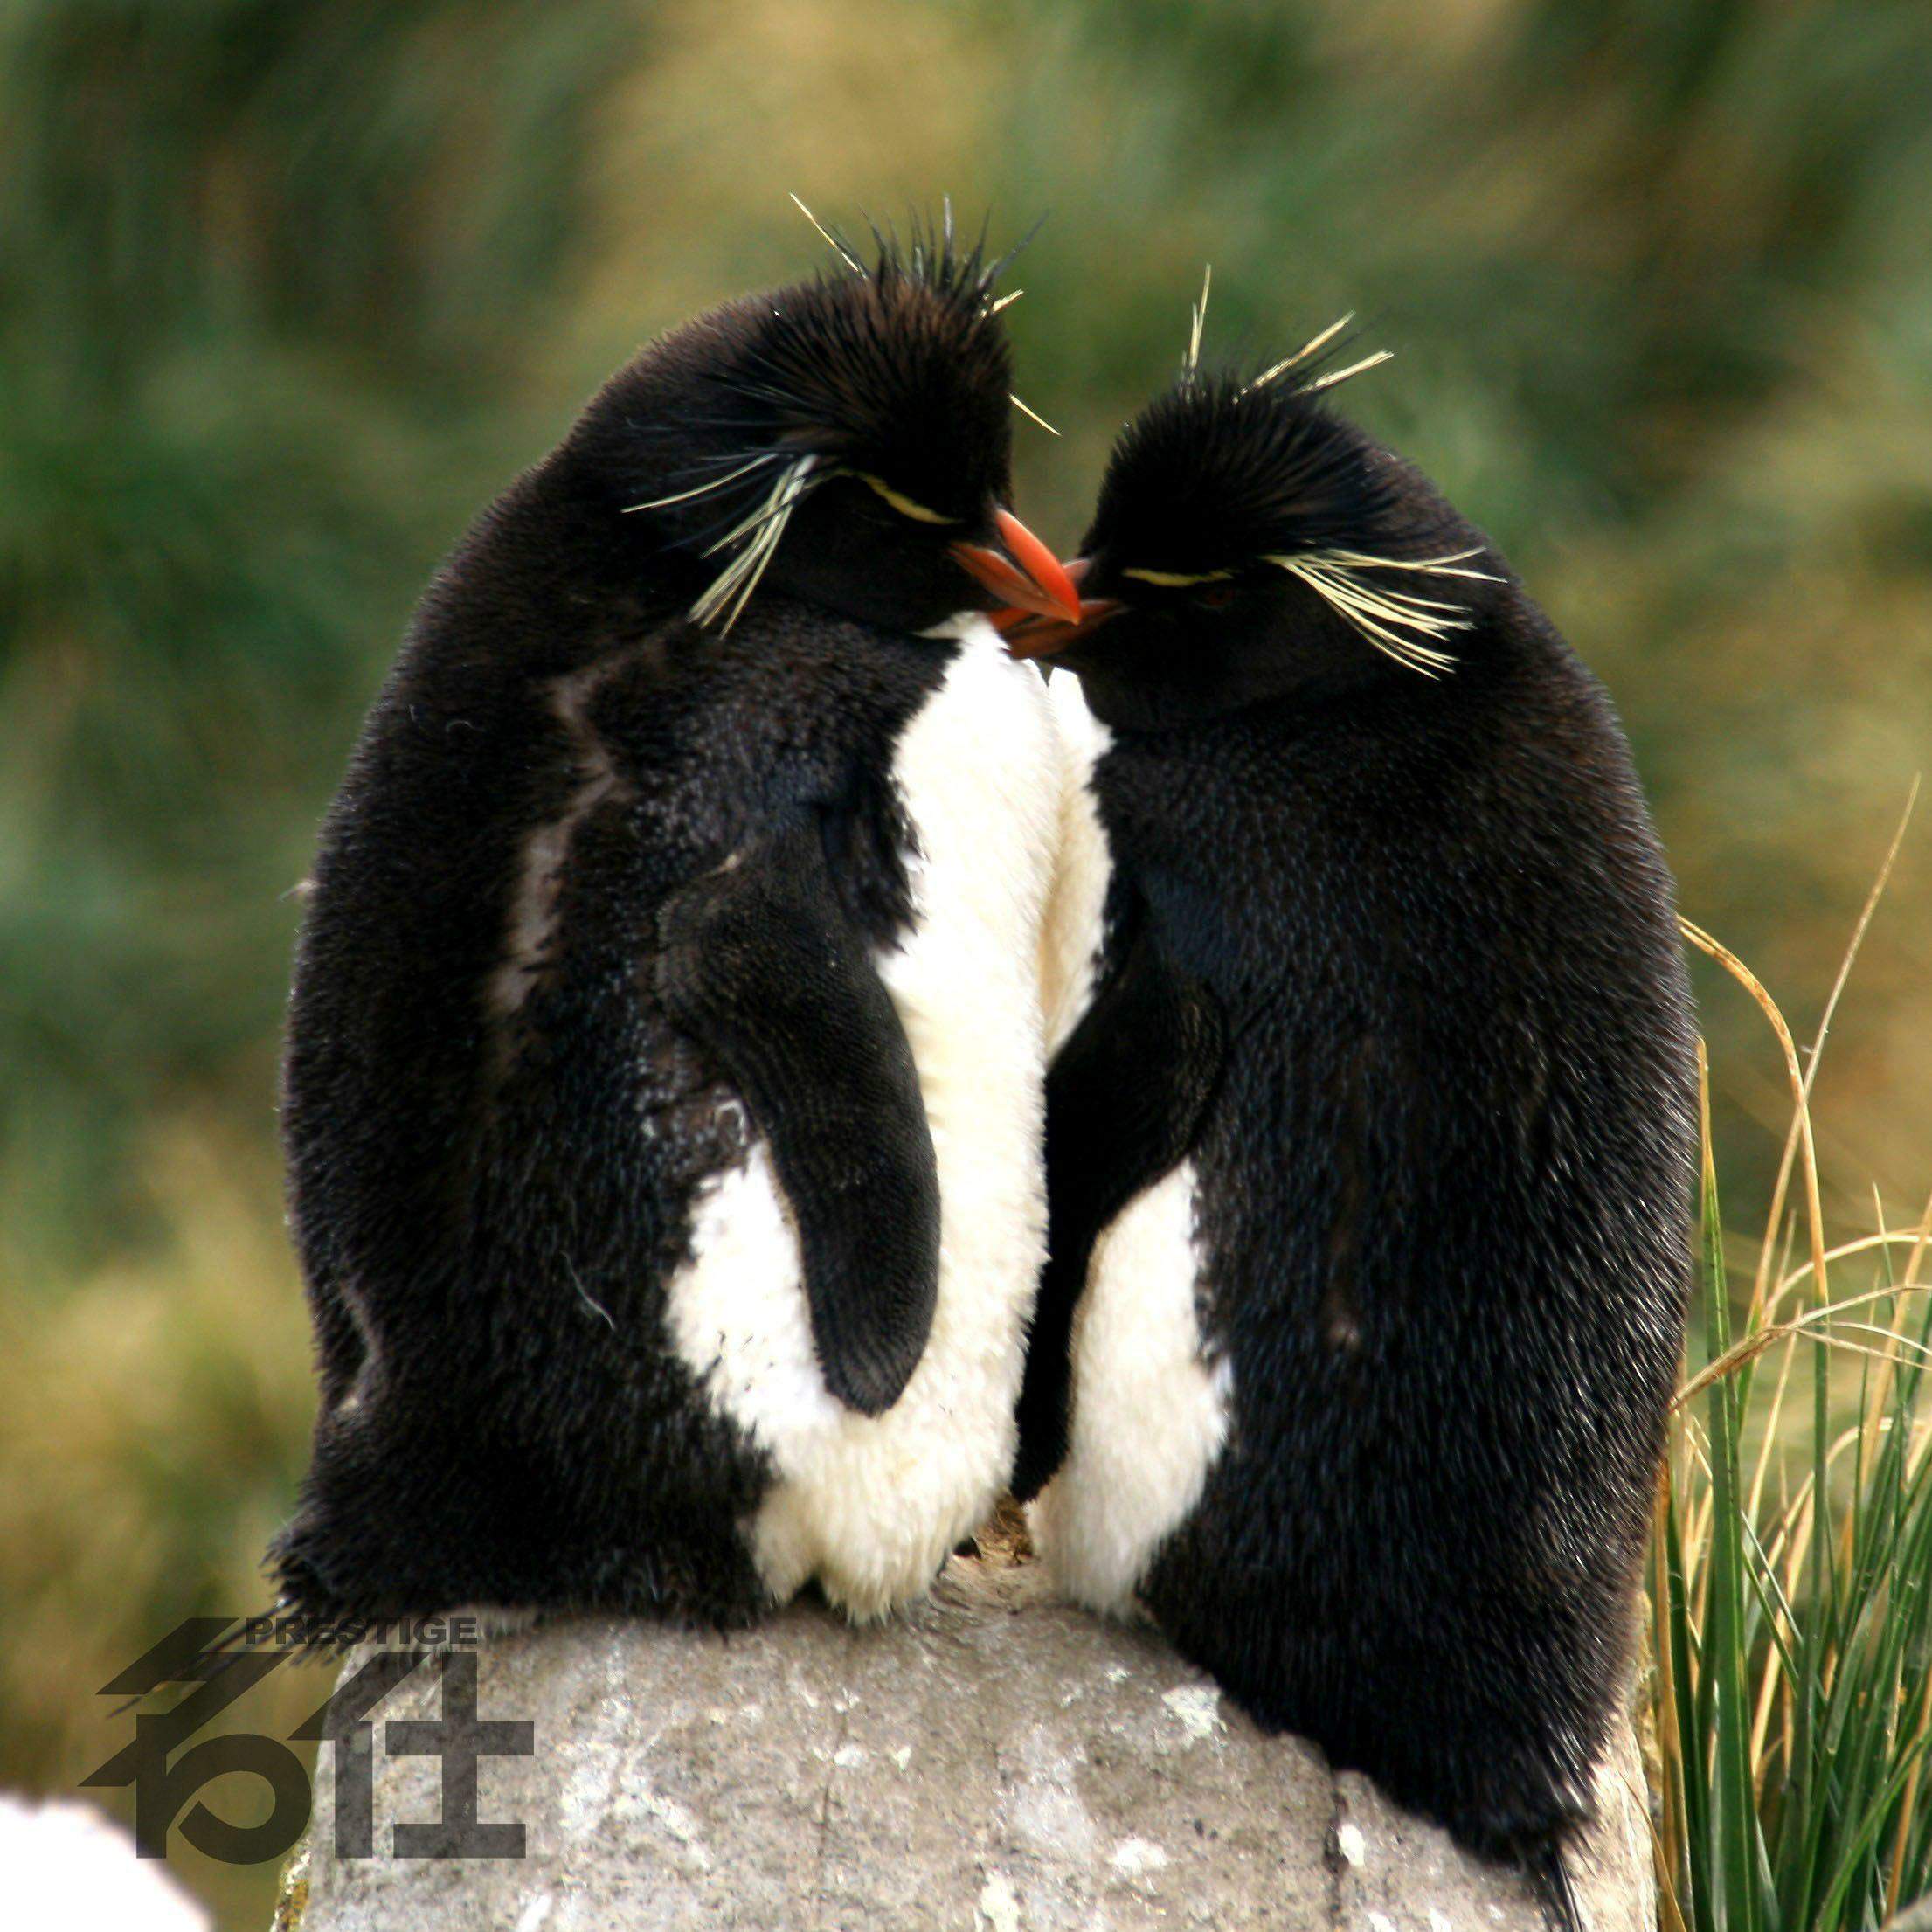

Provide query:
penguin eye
left=853, top=473, right=957, bottom=526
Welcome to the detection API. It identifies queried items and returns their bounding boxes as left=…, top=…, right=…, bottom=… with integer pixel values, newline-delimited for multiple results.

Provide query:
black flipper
left=654, top=823, right=940, bottom=1416
left=1011, top=930, right=1224, bottom=1500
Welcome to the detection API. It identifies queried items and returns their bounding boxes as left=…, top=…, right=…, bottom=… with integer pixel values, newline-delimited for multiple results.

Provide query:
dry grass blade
left=1681, top=918, right=1832, bottom=1324
left=1748, top=779, right=1918, bottom=1324
left=1770, top=1235, right=1932, bottom=1314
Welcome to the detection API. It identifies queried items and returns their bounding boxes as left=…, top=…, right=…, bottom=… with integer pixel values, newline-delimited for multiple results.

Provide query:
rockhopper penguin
left=1009, top=315, right=1697, bottom=1915
left=271, top=218, right=1081, bottom=1631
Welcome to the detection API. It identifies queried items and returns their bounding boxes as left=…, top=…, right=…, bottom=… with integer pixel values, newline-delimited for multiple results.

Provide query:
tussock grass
left=1653, top=788, right=1932, bottom=1930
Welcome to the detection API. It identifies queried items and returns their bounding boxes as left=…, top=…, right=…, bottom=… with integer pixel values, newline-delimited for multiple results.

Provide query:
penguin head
left=1009, top=339, right=1501, bottom=729
left=582, top=216, right=1079, bottom=637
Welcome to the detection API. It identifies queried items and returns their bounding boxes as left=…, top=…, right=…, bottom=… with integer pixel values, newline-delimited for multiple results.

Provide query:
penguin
left=1007, top=315, right=1697, bottom=1917
left=270, top=214, right=1082, bottom=1632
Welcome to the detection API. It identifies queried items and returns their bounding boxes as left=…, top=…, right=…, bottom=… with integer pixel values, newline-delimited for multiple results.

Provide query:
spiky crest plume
left=1101, top=301, right=1498, bottom=676
left=625, top=198, right=1028, bottom=631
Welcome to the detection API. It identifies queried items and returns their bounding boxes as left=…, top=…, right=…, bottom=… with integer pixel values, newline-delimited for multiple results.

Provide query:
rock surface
left=280, top=1554, right=1654, bottom=1931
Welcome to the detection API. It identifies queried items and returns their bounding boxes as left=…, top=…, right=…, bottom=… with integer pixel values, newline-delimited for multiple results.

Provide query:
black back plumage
left=273, top=229, right=1027, bottom=1628
left=1020, top=361, right=1698, bottom=1908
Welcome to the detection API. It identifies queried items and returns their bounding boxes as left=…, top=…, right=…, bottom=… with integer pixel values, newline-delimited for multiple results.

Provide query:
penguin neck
left=918, top=608, right=1001, bottom=646
left=1071, top=642, right=1393, bottom=735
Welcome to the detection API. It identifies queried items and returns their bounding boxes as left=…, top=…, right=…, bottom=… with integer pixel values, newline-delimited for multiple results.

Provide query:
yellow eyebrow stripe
left=855, top=474, right=956, bottom=525
left=1120, top=566, right=1236, bottom=587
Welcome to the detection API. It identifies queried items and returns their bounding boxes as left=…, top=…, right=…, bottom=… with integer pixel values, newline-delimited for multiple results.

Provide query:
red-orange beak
left=951, top=509, right=1084, bottom=626
left=996, top=557, right=1124, bottom=660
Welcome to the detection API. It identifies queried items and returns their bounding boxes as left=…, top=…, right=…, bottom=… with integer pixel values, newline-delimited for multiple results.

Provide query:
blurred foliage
left=0, top=1, right=1928, bottom=1926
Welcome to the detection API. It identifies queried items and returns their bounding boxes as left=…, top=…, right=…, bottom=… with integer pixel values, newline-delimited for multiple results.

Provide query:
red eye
left=1198, top=583, right=1237, bottom=610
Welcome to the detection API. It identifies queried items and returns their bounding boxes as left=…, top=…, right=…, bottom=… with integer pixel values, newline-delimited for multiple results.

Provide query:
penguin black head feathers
left=576, top=211, right=1077, bottom=636
left=1013, top=302, right=1503, bottom=724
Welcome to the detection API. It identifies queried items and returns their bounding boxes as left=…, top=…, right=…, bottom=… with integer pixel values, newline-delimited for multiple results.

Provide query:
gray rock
left=281, top=1555, right=1653, bottom=1932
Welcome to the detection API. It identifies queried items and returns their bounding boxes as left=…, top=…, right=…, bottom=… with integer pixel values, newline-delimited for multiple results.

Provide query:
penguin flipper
left=655, top=823, right=940, bottom=1417
left=1012, top=931, right=1224, bottom=1499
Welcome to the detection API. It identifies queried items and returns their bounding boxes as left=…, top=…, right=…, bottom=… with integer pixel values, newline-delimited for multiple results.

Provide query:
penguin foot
left=1449, top=1809, right=1587, bottom=1932
left=1523, top=1833, right=1584, bottom=1932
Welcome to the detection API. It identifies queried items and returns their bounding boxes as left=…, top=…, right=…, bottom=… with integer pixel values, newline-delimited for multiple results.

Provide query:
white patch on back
left=666, top=618, right=1061, bottom=1618
left=1030, top=1160, right=1230, bottom=1616
left=1037, top=673, right=1114, bottom=1056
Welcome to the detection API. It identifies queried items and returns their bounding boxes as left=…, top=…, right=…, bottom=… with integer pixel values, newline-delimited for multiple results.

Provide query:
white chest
left=1032, top=1158, right=1230, bottom=1617
left=666, top=619, right=1063, bottom=1618
left=1037, top=673, right=1116, bottom=1056
left=1025, top=681, right=1232, bottom=1615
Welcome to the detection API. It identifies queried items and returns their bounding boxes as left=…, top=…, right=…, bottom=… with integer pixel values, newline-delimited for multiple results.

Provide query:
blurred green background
left=2, top=1, right=1928, bottom=1924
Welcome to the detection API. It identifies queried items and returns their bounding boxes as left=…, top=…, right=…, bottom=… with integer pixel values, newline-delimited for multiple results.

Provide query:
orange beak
left=995, top=557, right=1124, bottom=659
left=951, top=509, right=1084, bottom=626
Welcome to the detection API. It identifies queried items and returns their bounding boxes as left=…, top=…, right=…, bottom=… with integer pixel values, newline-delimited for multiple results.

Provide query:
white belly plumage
left=665, top=618, right=1061, bottom=1619
left=1027, top=675, right=1232, bottom=1616
left=1033, top=1160, right=1230, bottom=1615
